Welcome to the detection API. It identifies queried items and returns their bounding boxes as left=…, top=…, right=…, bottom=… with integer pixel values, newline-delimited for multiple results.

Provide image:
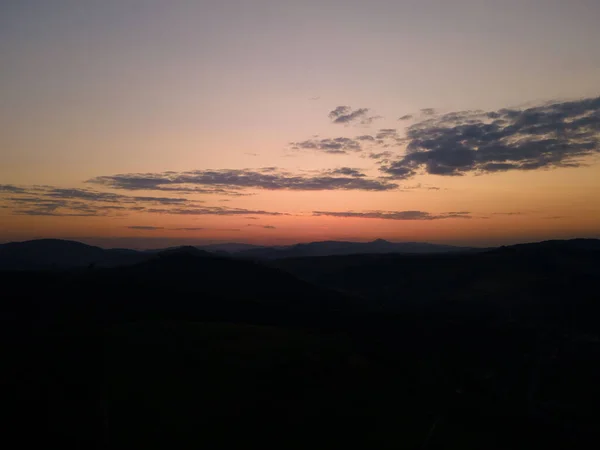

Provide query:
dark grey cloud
left=381, top=96, right=600, bottom=179
left=292, top=128, right=404, bottom=155
left=398, top=114, right=413, bottom=121
left=128, top=226, right=164, bottom=230
left=0, top=184, right=26, bottom=194
left=313, top=210, right=471, bottom=220
left=85, top=175, right=244, bottom=196
left=359, top=115, right=383, bottom=126
left=43, top=188, right=190, bottom=205
left=368, top=151, right=394, bottom=160
left=420, top=108, right=436, bottom=116
left=263, top=225, right=276, bottom=229
left=328, top=106, right=370, bottom=124
left=5, top=196, right=102, bottom=216
left=326, top=167, right=366, bottom=177
left=89, top=168, right=398, bottom=192
left=375, top=128, right=399, bottom=140
left=0, top=185, right=203, bottom=217
left=290, top=137, right=362, bottom=154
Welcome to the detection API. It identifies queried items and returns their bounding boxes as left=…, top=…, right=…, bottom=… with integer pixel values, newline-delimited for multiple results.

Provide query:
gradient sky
left=1, top=0, right=600, bottom=248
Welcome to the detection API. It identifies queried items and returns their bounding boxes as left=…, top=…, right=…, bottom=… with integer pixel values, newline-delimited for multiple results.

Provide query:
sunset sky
left=1, top=0, right=600, bottom=248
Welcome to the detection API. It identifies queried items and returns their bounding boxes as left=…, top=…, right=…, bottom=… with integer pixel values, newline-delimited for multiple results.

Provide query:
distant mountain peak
left=371, top=239, right=391, bottom=244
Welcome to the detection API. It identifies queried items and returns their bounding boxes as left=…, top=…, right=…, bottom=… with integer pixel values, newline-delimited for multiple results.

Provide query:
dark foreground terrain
left=2, top=239, right=600, bottom=449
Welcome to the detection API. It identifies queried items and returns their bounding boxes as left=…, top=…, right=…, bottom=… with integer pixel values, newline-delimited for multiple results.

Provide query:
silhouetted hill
left=0, top=239, right=150, bottom=270
left=0, top=239, right=104, bottom=270
left=272, top=238, right=600, bottom=318
left=0, top=238, right=472, bottom=269
left=234, top=239, right=471, bottom=260
left=494, top=238, right=600, bottom=253
left=3, top=238, right=600, bottom=449
left=198, top=242, right=268, bottom=253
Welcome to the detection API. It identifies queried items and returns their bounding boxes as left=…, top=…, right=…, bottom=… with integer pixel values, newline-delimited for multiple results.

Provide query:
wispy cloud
left=168, top=227, right=240, bottom=231
left=147, top=206, right=287, bottom=216
left=328, top=106, right=370, bottom=124
left=368, top=151, right=394, bottom=161
left=313, top=210, right=471, bottom=220
left=0, top=184, right=27, bottom=194
left=325, top=167, right=366, bottom=177
left=247, top=224, right=277, bottom=229
left=89, top=168, right=398, bottom=192
left=0, top=185, right=199, bottom=217
left=492, top=212, right=525, bottom=216
left=128, top=226, right=164, bottom=230
left=290, top=137, right=362, bottom=154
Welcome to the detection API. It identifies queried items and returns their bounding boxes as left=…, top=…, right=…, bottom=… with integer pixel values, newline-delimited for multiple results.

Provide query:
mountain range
left=0, top=238, right=476, bottom=270
left=3, top=236, right=600, bottom=448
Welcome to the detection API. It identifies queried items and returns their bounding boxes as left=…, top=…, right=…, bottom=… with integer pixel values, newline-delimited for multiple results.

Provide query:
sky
left=1, top=0, right=600, bottom=248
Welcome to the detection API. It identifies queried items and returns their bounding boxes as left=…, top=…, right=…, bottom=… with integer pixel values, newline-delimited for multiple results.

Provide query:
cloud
left=368, top=151, right=394, bottom=160
left=326, top=167, right=366, bottom=177
left=169, top=227, right=240, bottom=231
left=420, top=108, right=436, bottom=116
left=398, top=115, right=413, bottom=121
left=360, top=115, right=383, bottom=126
left=0, top=185, right=203, bottom=217
left=402, top=183, right=441, bottom=191
left=375, top=128, right=399, bottom=140
left=44, top=188, right=190, bottom=205
left=244, top=152, right=259, bottom=156
left=128, top=226, right=164, bottom=230
left=328, top=106, right=370, bottom=124
left=247, top=224, right=277, bottom=229
left=0, top=184, right=26, bottom=194
left=89, top=168, right=398, bottom=192
left=313, top=210, right=471, bottom=220
left=5, top=196, right=104, bottom=216
left=86, top=175, right=245, bottom=196
left=147, top=206, right=287, bottom=216
left=381, top=96, right=600, bottom=179
left=291, top=128, right=405, bottom=155
left=290, top=137, right=362, bottom=154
